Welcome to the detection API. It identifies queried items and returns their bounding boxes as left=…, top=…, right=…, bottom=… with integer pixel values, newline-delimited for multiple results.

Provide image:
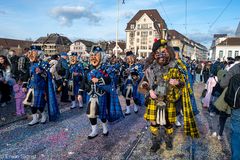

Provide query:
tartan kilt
left=98, top=94, right=107, bottom=120
left=144, top=99, right=176, bottom=124
left=33, top=89, right=46, bottom=108
left=144, top=99, right=157, bottom=121
left=108, top=87, right=124, bottom=122
left=73, top=83, right=80, bottom=96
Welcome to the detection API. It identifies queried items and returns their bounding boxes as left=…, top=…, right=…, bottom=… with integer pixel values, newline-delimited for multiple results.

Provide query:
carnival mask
left=70, top=56, right=77, bottom=65
left=28, top=51, right=38, bottom=62
left=90, top=52, right=101, bottom=67
left=0, top=57, right=4, bottom=64
left=154, top=48, right=170, bottom=66
left=126, top=55, right=135, bottom=66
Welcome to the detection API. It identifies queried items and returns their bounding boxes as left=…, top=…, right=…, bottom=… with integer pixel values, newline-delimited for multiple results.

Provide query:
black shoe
left=150, top=143, right=160, bottom=152
left=88, top=134, right=98, bottom=139
left=134, top=110, right=138, bottom=114
left=125, top=112, right=131, bottom=116
left=103, top=131, right=109, bottom=136
left=165, top=142, right=173, bottom=150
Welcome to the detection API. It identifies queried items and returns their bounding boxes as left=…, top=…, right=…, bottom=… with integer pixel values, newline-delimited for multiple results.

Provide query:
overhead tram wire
left=185, top=0, right=188, bottom=36
left=159, top=0, right=172, bottom=26
left=167, top=17, right=239, bottom=26
left=208, top=0, right=233, bottom=31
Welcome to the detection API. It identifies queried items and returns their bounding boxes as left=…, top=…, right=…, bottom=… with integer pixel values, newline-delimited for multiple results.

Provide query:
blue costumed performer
left=23, top=50, right=60, bottom=126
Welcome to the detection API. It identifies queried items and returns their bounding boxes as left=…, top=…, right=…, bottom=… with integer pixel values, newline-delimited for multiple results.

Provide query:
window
left=130, top=24, right=134, bottom=29
left=130, top=32, right=134, bottom=37
left=148, top=45, right=152, bottom=50
left=228, top=50, right=232, bottom=57
left=141, top=31, right=148, bottom=37
left=235, top=51, right=239, bottom=57
left=140, top=46, right=147, bottom=50
left=137, top=38, right=139, bottom=43
left=141, top=24, right=148, bottom=29
left=137, top=32, right=140, bottom=36
left=149, top=24, right=152, bottom=29
left=141, top=38, right=147, bottom=45
left=137, top=24, right=140, bottom=29
left=219, top=50, right=223, bottom=58
left=149, top=31, right=152, bottom=35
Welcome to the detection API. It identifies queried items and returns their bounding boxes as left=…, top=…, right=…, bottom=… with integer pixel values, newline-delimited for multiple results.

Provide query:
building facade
left=105, top=41, right=126, bottom=57
left=214, top=37, right=240, bottom=61
left=32, top=33, right=72, bottom=55
left=0, top=38, right=32, bottom=56
left=70, top=39, right=95, bottom=55
left=125, top=9, right=167, bottom=58
left=125, top=9, right=207, bottom=60
left=169, top=30, right=208, bottom=61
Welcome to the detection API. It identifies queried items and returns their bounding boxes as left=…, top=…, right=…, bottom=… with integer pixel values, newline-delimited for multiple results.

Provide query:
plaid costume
left=144, top=64, right=199, bottom=138
left=87, top=66, right=123, bottom=122
left=176, top=59, right=200, bottom=138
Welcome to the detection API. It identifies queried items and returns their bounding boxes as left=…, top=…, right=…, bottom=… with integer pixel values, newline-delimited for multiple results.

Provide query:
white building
left=125, top=9, right=167, bottom=58
left=70, top=39, right=95, bottom=54
left=214, top=37, right=240, bottom=61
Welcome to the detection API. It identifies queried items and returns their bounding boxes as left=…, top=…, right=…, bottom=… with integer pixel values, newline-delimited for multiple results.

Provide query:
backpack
left=224, top=74, right=240, bottom=109
left=56, top=59, right=66, bottom=76
left=211, top=61, right=223, bottom=76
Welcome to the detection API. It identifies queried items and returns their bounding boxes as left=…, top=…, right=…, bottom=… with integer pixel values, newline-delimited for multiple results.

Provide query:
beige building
left=70, top=39, right=95, bottom=55
left=32, top=33, right=72, bottom=55
left=169, top=30, right=208, bottom=61
left=125, top=9, right=167, bottom=58
left=125, top=9, right=208, bottom=60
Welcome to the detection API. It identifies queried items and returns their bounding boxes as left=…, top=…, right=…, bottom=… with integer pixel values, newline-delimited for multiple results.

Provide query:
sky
left=0, top=0, right=239, bottom=48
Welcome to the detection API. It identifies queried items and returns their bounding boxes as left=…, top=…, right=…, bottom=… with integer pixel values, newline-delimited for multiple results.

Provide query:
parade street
left=0, top=83, right=231, bottom=160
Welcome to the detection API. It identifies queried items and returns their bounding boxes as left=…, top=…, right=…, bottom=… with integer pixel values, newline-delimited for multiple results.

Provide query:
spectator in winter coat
left=0, top=55, right=12, bottom=107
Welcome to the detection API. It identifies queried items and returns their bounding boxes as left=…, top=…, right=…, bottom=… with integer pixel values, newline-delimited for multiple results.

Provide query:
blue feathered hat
left=92, top=46, right=103, bottom=53
left=126, top=51, right=134, bottom=57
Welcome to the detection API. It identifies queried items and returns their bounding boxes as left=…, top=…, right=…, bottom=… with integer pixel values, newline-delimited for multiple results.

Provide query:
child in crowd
left=13, top=77, right=26, bottom=116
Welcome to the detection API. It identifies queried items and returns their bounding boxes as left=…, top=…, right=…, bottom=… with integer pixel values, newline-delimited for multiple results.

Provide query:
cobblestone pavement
left=0, top=95, right=146, bottom=160
left=0, top=83, right=231, bottom=160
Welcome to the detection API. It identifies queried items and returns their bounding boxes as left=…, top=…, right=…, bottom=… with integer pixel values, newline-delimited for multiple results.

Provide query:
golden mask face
left=70, top=56, right=77, bottom=64
left=28, top=51, right=38, bottom=62
left=90, top=52, right=101, bottom=67
left=126, top=55, right=135, bottom=66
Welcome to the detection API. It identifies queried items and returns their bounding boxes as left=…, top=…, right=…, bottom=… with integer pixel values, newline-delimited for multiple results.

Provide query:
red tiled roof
left=125, top=9, right=167, bottom=30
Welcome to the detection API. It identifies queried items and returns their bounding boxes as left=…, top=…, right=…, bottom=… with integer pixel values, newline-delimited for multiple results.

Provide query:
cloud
left=187, top=26, right=236, bottom=47
left=214, top=26, right=235, bottom=35
left=121, top=11, right=134, bottom=20
left=188, top=32, right=212, bottom=46
left=50, top=6, right=100, bottom=26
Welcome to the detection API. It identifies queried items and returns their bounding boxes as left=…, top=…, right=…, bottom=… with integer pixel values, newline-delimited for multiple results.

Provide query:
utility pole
left=115, top=0, right=120, bottom=57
